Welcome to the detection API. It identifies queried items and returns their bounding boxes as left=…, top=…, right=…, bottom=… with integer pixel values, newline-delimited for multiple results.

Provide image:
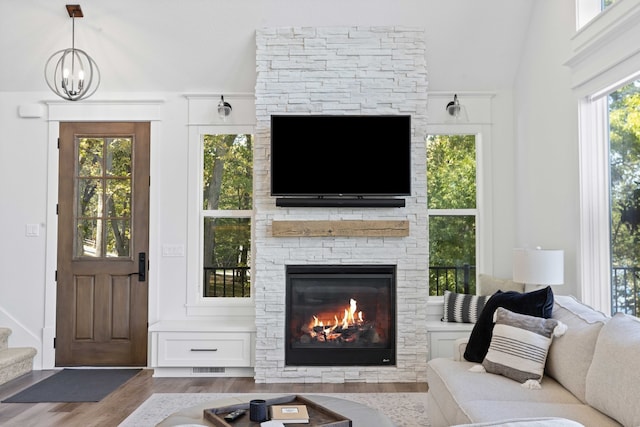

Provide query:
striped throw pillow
left=442, top=290, right=491, bottom=323
left=482, top=307, right=566, bottom=387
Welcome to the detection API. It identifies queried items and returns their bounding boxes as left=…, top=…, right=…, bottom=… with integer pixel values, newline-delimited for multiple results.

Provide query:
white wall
left=513, top=0, right=580, bottom=296
left=0, top=92, right=51, bottom=366
left=0, top=1, right=550, bottom=370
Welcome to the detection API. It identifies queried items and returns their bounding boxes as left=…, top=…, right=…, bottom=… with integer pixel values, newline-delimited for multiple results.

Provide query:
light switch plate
left=162, top=244, right=185, bottom=257
left=26, top=223, right=40, bottom=237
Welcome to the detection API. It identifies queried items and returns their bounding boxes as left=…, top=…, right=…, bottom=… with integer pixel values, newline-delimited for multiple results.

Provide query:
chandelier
left=44, top=5, right=100, bottom=101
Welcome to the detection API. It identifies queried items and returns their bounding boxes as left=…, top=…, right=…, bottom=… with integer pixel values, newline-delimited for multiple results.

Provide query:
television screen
left=270, top=115, right=411, bottom=197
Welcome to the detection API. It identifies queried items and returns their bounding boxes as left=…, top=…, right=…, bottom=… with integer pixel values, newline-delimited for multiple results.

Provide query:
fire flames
left=304, top=298, right=370, bottom=343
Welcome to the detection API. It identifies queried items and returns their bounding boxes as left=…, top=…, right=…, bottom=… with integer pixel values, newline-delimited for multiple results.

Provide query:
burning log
left=295, top=297, right=386, bottom=346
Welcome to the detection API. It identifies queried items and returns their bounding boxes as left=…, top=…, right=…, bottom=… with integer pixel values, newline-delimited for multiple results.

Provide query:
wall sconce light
left=44, top=4, right=100, bottom=101
left=513, top=247, right=564, bottom=292
left=217, top=95, right=232, bottom=120
left=445, top=94, right=469, bottom=123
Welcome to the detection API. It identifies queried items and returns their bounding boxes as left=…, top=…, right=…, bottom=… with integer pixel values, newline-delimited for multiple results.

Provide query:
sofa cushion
left=443, top=290, right=492, bottom=323
left=461, top=400, right=621, bottom=427
left=478, top=274, right=525, bottom=296
left=585, top=312, right=640, bottom=427
left=546, top=295, right=608, bottom=403
left=464, top=287, right=555, bottom=363
left=452, top=417, right=586, bottom=426
left=427, top=357, right=619, bottom=427
left=482, top=307, right=564, bottom=387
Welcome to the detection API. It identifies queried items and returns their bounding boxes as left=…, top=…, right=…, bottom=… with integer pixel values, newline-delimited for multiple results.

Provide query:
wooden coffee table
left=156, top=394, right=395, bottom=427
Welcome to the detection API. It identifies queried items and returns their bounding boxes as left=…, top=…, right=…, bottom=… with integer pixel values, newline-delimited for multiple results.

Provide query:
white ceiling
left=0, top=0, right=535, bottom=94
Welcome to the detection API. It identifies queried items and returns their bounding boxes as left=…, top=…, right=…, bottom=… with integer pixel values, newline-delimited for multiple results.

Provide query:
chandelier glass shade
left=44, top=5, right=100, bottom=101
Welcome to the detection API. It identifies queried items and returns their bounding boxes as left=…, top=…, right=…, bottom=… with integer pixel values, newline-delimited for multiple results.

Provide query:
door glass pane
left=76, top=218, right=100, bottom=257
left=78, top=138, right=103, bottom=176
left=77, top=178, right=102, bottom=217
left=203, top=217, right=251, bottom=298
left=609, top=79, right=640, bottom=316
left=106, top=138, right=132, bottom=176
left=105, top=219, right=130, bottom=258
left=75, top=136, right=133, bottom=258
left=106, top=179, right=131, bottom=218
left=428, top=215, right=476, bottom=296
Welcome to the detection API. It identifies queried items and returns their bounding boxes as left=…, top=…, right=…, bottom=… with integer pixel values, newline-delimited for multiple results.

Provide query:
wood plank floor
left=0, top=369, right=428, bottom=427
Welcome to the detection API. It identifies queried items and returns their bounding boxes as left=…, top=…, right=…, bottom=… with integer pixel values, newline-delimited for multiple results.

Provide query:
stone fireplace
left=285, top=265, right=396, bottom=367
left=253, top=26, right=428, bottom=383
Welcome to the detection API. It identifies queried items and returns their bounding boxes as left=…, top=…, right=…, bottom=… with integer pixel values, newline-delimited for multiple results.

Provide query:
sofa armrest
left=453, top=337, right=469, bottom=361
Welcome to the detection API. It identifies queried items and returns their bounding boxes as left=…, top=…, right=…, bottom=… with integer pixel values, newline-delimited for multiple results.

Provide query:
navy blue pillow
left=463, top=286, right=554, bottom=363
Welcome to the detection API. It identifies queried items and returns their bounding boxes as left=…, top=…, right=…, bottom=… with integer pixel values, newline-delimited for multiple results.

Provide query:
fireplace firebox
left=285, top=265, right=396, bottom=366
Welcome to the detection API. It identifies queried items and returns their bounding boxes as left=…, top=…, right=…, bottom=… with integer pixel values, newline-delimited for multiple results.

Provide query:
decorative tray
left=203, top=395, right=352, bottom=427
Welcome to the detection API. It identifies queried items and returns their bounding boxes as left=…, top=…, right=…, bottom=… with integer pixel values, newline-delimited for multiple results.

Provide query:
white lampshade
left=513, top=248, right=564, bottom=290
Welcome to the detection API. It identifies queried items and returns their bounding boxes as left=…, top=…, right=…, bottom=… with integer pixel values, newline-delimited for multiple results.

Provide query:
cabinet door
left=158, top=332, right=252, bottom=367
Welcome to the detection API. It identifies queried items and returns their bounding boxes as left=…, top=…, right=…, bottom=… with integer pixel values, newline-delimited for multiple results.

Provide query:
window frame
left=569, top=1, right=640, bottom=315
left=578, top=79, right=640, bottom=316
left=186, top=124, right=255, bottom=317
left=426, top=123, right=492, bottom=297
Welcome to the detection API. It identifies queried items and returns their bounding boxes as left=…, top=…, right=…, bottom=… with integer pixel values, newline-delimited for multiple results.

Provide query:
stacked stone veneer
left=254, top=26, right=428, bottom=383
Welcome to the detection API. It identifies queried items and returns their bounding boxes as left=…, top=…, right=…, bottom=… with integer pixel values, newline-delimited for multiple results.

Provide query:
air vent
left=192, top=367, right=225, bottom=374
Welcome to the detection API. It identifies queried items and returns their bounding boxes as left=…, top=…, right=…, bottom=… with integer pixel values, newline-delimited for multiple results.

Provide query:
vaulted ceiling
left=0, top=0, right=535, bottom=94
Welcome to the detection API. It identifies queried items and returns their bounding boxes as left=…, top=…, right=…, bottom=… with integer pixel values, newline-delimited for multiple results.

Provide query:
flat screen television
left=270, top=114, right=411, bottom=198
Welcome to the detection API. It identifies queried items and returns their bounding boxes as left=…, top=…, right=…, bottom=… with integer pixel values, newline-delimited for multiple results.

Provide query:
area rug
left=2, top=368, right=141, bottom=403
left=119, top=392, right=429, bottom=427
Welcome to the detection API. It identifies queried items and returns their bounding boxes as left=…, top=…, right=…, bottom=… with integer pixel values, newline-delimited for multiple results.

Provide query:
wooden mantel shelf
left=271, top=220, right=410, bottom=237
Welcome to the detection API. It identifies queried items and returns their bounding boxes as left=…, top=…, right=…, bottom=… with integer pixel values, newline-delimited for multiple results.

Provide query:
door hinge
left=53, top=337, right=56, bottom=348
left=56, top=204, right=59, bottom=215
left=57, top=138, right=60, bottom=149
left=55, top=270, right=57, bottom=281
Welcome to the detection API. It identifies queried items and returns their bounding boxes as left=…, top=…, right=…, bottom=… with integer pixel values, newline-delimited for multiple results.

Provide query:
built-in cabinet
left=149, top=319, right=255, bottom=377
left=147, top=313, right=468, bottom=374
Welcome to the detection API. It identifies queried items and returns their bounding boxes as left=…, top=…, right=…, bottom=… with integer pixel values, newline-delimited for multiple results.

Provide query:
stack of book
left=269, top=404, right=310, bottom=424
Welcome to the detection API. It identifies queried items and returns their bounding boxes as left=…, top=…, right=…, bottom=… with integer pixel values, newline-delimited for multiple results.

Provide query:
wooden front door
left=56, top=122, right=150, bottom=366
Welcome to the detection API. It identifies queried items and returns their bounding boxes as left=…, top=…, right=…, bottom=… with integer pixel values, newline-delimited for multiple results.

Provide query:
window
left=570, top=0, right=640, bottom=316
left=577, top=0, right=618, bottom=29
left=608, top=80, right=640, bottom=316
left=187, top=125, right=255, bottom=312
left=578, top=77, right=640, bottom=317
left=427, top=134, right=478, bottom=296
left=201, top=133, right=253, bottom=298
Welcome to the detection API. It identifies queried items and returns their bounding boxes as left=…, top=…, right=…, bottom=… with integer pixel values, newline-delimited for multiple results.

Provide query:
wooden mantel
left=271, top=220, right=410, bottom=237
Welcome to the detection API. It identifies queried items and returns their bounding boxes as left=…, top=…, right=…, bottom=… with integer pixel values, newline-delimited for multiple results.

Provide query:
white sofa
left=427, top=295, right=640, bottom=427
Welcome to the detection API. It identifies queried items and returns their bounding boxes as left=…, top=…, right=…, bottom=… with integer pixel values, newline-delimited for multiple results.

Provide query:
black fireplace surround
left=285, top=265, right=396, bottom=366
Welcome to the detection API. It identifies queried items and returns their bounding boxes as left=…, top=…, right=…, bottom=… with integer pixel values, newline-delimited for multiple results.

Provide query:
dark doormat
left=2, top=368, right=142, bottom=403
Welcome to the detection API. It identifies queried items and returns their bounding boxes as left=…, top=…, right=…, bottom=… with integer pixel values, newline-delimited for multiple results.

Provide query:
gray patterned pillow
left=482, top=307, right=566, bottom=388
left=442, top=290, right=491, bottom=323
